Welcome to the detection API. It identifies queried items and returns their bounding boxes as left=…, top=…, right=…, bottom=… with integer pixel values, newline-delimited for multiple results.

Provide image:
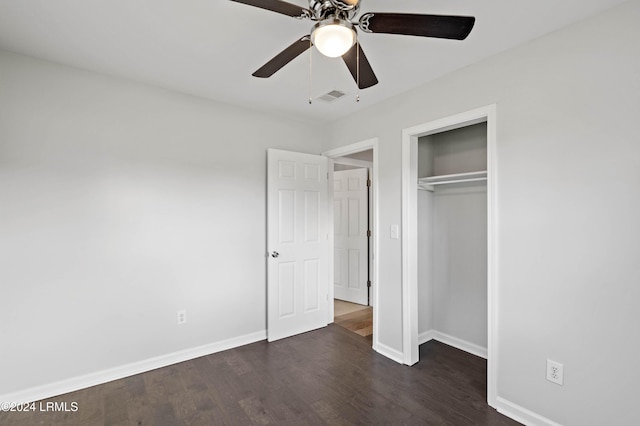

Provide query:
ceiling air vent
left=317, top=90, right=347, bottom=103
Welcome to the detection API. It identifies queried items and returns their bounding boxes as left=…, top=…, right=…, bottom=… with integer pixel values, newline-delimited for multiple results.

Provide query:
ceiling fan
left=230, top=0, right=475, bottom=89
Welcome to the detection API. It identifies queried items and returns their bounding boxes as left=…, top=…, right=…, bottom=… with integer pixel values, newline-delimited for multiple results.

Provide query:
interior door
left=333, top=168, right=369, bottom=306
left=267, top=149, right=329, bottom=342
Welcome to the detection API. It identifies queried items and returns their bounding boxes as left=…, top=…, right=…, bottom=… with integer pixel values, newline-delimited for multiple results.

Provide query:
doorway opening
left=323, top=139, right=379, bottom=349
left=332, top=153, right=373, bottom=343
left=402, top=106, right=497, bottom=407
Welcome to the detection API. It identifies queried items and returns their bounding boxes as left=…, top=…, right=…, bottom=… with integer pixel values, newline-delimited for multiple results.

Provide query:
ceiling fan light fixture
left=311, top=19, right=356, bottom=58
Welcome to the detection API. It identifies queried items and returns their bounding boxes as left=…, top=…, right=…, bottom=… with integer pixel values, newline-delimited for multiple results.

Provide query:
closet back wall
left=0, top=50, right=324, bottom=398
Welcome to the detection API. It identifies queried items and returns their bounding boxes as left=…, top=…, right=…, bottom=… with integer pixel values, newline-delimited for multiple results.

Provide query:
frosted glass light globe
left=311, top=21, right=356, bottom=58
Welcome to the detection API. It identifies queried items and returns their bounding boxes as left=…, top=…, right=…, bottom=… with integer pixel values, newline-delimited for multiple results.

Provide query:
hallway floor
left=334, top=299, right=373, bottom=342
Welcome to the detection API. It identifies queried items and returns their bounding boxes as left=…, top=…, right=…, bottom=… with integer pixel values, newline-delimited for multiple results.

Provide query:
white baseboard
left=418, top=330, right=437, bottom=345
left=496, top=396, right=563, bottom=426
left=374, top=341, right=404, bottom=364
left=418, top=329, right=487, bottom=359
left=1, top=330, right=267, bottom=405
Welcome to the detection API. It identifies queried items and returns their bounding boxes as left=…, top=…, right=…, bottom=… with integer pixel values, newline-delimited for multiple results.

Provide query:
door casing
left=322, top=138, right=379, bottom=351
left=401, top=105, right=498, bottom=407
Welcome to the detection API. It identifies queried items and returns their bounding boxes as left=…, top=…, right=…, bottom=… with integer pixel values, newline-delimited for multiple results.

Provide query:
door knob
left=271, top=251, right=279, bottom=258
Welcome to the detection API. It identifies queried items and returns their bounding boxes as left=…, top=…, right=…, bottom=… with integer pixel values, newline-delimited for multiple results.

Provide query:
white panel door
left=333, top=168, right=369, bottom=305
left=267, top=149, right=329, bottom=342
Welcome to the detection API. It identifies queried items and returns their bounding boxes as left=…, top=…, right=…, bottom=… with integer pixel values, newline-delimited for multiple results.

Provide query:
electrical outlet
left=546, top=359, right=563, bottom=385
left=177, top=309, right=187, bottom=325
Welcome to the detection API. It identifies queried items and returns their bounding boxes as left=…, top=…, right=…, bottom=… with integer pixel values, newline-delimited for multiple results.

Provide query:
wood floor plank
left=104, top=388, right=130, bottom=425
left=151, top=402, right=180, bottom=426
left=1, top=325, right=521, bottom=425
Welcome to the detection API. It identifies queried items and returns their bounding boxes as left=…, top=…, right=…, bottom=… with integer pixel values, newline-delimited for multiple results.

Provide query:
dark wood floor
left=0, top=325, right=520, bottom=426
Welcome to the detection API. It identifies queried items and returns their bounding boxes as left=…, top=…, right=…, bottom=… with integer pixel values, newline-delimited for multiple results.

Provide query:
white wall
left=417, top=190, right=433, bottom=334
left=431, top=184, right=487, bottom=347
left=0, top=50, right=324, bottom=397
left=324, top=1, right=640, bottom=425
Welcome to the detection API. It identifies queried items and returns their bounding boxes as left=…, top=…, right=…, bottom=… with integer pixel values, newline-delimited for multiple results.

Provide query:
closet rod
left=418, top=177, right=488, bottom=191
left=427, top=177, right=487, bottom=186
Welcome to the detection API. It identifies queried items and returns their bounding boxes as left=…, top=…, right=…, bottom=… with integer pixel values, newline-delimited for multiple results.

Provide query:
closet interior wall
left=417, top=123, right=488, bottom=352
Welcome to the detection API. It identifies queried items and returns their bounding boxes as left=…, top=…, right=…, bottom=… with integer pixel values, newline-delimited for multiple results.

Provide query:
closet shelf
left=418, top=171, right=487, bottom=191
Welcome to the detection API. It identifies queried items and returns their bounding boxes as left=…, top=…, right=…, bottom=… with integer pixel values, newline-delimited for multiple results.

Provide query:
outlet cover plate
left=546, top=359, right=563, bottom=385
left=177, top=309, right=187, bottom=325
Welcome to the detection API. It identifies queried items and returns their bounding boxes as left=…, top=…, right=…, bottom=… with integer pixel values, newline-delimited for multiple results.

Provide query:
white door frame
left=401, top=105, right=498, bottom=407
left=322, top=138, right=379, bottom=350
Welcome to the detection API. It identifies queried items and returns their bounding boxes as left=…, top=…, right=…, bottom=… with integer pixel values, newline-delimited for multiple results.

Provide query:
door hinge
left=367, top=280, right=372, bottom=288
left=367, top=179, right=371, bottom=187
left=367, top=230, right=371, bottom=237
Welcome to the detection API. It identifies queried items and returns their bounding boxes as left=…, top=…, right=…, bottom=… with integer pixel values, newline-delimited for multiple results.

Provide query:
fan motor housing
left=309, top=0, right=359, bottom=20
left=329, top=0, right=360, bottom=12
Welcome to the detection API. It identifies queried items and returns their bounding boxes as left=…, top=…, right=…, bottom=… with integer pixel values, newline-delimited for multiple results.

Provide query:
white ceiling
left=0, top=0, right=628, bottom=122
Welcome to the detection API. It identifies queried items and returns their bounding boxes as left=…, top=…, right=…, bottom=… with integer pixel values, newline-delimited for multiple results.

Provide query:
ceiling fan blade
left=342, top=42, right=378, bottom=89
left=253, top=36, right=312, bottom=78
left=358, top=13, right=475, bottom=40
left=229, top=0, right=310, bottom=18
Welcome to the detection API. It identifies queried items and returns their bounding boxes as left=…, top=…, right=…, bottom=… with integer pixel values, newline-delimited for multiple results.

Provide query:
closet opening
left=417, top=122, right=488, bottom=358
left=401, top=105, right=497, bottom=407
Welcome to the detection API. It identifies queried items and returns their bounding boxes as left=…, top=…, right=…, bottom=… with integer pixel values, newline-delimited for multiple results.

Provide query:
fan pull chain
left=309, top=38, right=313, bottom=105
left=356, top=38, right=360, bottom=103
